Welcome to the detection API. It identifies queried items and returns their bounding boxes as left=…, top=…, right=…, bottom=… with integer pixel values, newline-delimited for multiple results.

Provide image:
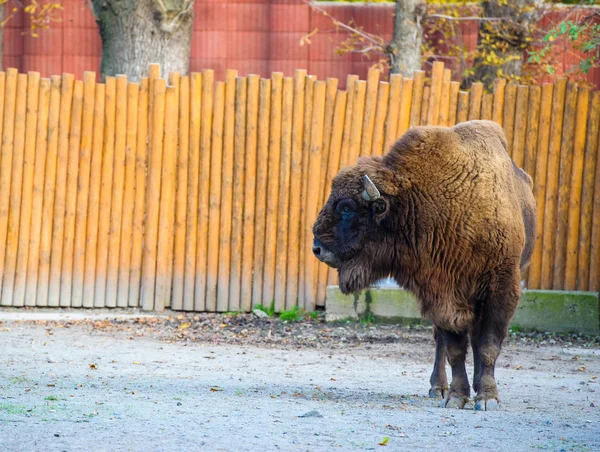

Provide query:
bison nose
left=312, top=243, right=322, bottom=257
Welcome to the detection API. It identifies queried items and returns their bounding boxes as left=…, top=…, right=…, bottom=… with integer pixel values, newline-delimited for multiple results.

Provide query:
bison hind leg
left=471, top=269, right=522, bottom=411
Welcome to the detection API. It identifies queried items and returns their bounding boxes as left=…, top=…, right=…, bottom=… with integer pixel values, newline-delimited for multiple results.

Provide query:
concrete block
left=325, top=286, right=600, bottom=334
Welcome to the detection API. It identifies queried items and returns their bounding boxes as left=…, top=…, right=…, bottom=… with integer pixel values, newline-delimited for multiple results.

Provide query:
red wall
left=3, top=0, right=599, bottom=89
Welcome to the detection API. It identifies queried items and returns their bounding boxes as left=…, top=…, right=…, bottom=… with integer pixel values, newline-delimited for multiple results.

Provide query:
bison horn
left=362, top=175, right=380, bottom=201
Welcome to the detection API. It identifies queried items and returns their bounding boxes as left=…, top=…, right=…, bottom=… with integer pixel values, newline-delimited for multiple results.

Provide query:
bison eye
left=336, top=199, right=357, bottom=217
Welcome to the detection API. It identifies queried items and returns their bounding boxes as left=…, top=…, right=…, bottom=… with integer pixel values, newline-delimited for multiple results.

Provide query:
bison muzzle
left=312, top=120, right=536, bottom=411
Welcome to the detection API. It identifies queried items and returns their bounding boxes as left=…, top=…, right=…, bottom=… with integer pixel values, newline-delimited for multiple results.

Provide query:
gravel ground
left=1, top=310, right=599, bottom=451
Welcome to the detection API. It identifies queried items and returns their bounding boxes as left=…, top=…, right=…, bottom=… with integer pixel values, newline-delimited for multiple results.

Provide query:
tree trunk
left=389, top=0, right=424, bottom=77
left=464, top=0, right=543, bottom=89
left=93, top=0, right=194, bottom=81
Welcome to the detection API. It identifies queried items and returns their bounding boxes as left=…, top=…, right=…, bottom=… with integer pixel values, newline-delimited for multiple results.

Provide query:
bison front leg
left=471, top=276, right=521, bottom=411
left=429, top=326, right=448, bottom=398
left=439, top=329, right=470, bottom=409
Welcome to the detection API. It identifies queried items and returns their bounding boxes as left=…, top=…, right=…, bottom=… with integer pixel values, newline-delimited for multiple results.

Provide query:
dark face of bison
left=312, top=162, right=402, bottom=294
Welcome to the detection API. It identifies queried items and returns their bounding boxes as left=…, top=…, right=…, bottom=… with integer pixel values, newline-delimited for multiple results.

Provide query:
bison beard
left=312, top=120, right=536, bottom=411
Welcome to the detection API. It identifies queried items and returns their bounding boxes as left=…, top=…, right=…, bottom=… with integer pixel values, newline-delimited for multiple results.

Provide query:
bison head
left=312, top=157, right=409, bottom=294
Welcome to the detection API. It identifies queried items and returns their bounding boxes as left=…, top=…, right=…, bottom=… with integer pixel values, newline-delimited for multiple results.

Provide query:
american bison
left=312, top=120, right=536, bottom=410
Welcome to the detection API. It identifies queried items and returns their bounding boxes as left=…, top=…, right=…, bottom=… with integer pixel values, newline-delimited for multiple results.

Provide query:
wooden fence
left=0, top=62, right=598, bottom=313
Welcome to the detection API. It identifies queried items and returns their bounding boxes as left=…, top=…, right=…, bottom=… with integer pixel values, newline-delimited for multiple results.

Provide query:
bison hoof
left=474, top=398, right=500, bottom=411
left=428, top=387, right=447, bottom=399
left=440, top=393, right=469, bottom=409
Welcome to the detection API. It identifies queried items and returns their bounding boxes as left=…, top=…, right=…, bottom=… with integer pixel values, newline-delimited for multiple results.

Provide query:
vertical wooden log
left=371, top=82, right=389, bottom=156
left=116, top=82, right=139, bottom=308
left=321, top=91, right=348, bottom=290
left=128, top=78, right=149, bottom=307
left=511, top=85, right=529, bottom=169
left=523, top=86, right=541, bottom=178
left=438, top=69, right=452, bottom=126
left=409, top=71, right=424, bottom=128
left=70, top=72, right=96, bottom=308
left=194, top=69, right=214, bottom=311
left=320, top=77, right=339, bottom=198
left=273, top=77, right=294, bottom=312
left=339, top=75, right=358, bottom=169
left=427, top=61, right=444, bottom=126
left=0, top=73, right=28, bottom=306
left=456, top=91, right=469, bottom=124
left=540, top=78, right=567, bottom=290
left=183, top=73, right=201, bottom=311
left=260, top=73, right=283, bottom=309
left=155, top=85, right=179, bottom=311
left=396, top=78, right=413, bottom=138
left=0, top=72, right=5, bottom=144
left=447, top=81, right=460, bottom=126
left=205, top=81, right=226, bottom=312
left=502, top=84, right=517, bottom=156
left=589, top=127, right=600, bottom=292
left=0, top=69, right=19, bottom=299
left=304, top=80, right=326, bottom=312
left=298, top=76, right=315, bottom=308
left=528, top=83, right=554, bottom=290
left=215, top=70, right=237, bottom=312
left=284, top=70, right=306, bottom=311
left=140, top=78, right=166, bottom=311
left=360, top=68, right=379, bottom=157
left=383, top=74, right=402, bottom=150
left=82, top=83, right=106, bottom=308
left=552, top=81, right=578, bottom=290
left=577, top=91, right=600, bottom=291
left=92, top=77, right=117, bottom=308
left=564, top=88, right=590, bottom=290
left=420, top=86, right=430, bottom=126
left=12, top=72, right=41, bottom=307
left=468, top=82, right=483, bottom=120
left=58, top=79, right=84, bottom=307
left=46, top=73, right=74, bottom=307
left=347, top=80, right=366, bottom=166
left=171, top=76, right=190, bottom=310
left=104, top=75, right=128, bottom=308
left=240, top=74, right=260, bottom=312
left=252, top=78, right=272, bottom=308
left=228, top=77, right=248, bottom=312
left=481, top=93, right=493, bottom=121
left=492, top=78, right=506, bottom=126
left=24, top=79, right=51, bottom=306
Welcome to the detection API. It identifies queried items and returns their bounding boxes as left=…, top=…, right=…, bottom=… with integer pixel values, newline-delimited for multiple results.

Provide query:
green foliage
left=255, top=301, right=276, bottom=317
left=279, top=306, right=303, bottom=322
left=529, top=15, right=600, bottom=78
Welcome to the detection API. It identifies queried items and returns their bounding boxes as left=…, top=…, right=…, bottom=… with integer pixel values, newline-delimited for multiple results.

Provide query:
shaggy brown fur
left=312, top=120, right=536, bottom=411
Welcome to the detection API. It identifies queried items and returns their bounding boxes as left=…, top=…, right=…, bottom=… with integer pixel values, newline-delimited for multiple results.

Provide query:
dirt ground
left=1, top=310, right=599, bottom=452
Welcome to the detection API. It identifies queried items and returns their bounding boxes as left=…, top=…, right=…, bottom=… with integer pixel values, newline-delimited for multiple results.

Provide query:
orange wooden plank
left=0, top=73, right=28, bottom=306
left=468, top=82, right=483, bottom=120
left=215, top=70, right=237, bottom=312
left=70, top=72, right=96, bottom=308
left=283, top=70, right=306, bottom=311
left=492, top=78, right=506, bottom=126
left=511, top=85, right=529, bottom=169
left=183, top=72, right=201, bottom=311
left=576, top=91, right=600, bottom=291
left=371, top=81, right=389, bottom=156
left=12, top=71, right=41, bottom=307
left=527, top=83, right=554, bottom=290
left=339, top=74, right=358, bottom=169
left=409, top=71, right=424, bottom=128
left=228, top=76, right=248, bottom=312
left=502, top=84, right=517, bottom=156
left=427, top=61, right=444, bottom=126
left=82, top=82, right=106, bottom=308
left=128, top=78, right=149, bottom=307
left=46, top=73, right=74, bottom=307
left=360, top=68, right=379, bottom=157
left=552, top=81, right=578, bottom=289
left=438, top=69, right=452, bottom=126
left=240, top=74, right=261, bottom=312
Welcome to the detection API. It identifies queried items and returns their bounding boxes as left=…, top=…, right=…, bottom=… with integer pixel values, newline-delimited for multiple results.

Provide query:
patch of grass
left=510, top=324, right=521, bottom=334
left=225, top=310, right=243, bottom=317
left=9, top=376, right=29, bottom=384
left=280, top=306, right=303, bottom=322
left=0, top=403, right=28, bottom=415
left=310, top=311, right=319, bottom=320
left=255, top=300, right=276, bottom=317
left=360, top=311, right=376, bottom=325
left=44, top=396, right=58, bottom=401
